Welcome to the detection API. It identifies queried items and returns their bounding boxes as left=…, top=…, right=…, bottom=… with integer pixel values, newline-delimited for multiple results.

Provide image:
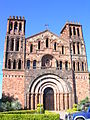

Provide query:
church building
left=2, top=16, right=89, bottom=111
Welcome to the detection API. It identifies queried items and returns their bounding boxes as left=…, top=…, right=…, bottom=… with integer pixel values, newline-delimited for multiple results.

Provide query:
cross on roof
left=45, top=24, right=49, bottom=30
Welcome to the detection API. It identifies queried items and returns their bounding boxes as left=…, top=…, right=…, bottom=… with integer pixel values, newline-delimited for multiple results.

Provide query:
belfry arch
left=26, top=73, right=73, bottom=111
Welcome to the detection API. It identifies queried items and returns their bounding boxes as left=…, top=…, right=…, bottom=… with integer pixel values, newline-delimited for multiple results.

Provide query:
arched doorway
left=43, top=87, right=54, bottom=110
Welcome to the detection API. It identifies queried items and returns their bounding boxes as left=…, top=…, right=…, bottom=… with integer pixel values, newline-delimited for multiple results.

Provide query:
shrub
left=37, top=104, right=44, bottom=114
left=11, top=100, right=22, bottom=110
left=0, top=110, right=37, bottom=114
left=0, top=114, right=60, bottom=120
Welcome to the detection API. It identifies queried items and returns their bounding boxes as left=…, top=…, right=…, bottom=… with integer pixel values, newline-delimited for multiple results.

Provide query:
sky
left=0, top=0, right=90, bottom=99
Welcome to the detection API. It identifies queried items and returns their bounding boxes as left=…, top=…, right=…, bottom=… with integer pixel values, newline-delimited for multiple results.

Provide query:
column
left=59, top=93, right=60, bottom=111
left=69, top=93, right=72, bottom=109
left=65, top=93, right=68, bottom=110
left=22, top=21, right=24, bottom=35
left=13, top=21, right=15, bottom=33
left=79, top=43, right=81, bottom=54
left=35, top=93, right=37, bottom=109
left=79, top=27, right=83, bottom=38
left=54, top=93, right=56, bottom=111
left=17, top=22, right=19, bottom=33
left=60, top=93, right=64, bottom=110
left=71, top=26, right=74, bottom=37
left=57, top=93, right=60, bottom=111
left=7, top=20, right=10, bottom=33
left=31, top=94, right=33, bottom=110
left=26, top=93, right=30, bottom=109
left=75, top=42, right=77, bottom=54
left=14, top=38, right=16, bottom=51
left=41, top=93, right=43, bottom=105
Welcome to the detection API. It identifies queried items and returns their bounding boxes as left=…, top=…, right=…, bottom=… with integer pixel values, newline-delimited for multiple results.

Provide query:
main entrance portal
left=43, top=87, right=54, bottom=110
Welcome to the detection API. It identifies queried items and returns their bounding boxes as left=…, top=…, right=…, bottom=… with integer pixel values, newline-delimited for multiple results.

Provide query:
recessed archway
left=43, top=87, right=54, bottom=110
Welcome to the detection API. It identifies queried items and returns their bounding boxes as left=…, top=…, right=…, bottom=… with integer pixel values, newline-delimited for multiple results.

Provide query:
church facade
left=2, top=16, right=89, bottom=111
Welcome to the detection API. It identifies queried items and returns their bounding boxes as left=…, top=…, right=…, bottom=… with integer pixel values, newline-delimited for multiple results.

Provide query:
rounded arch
left=41, top=54, right=57, bottom=68
left=29, top=73, right=72, bottom=94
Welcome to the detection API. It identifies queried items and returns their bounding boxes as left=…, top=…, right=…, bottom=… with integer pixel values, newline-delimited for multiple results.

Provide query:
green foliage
left=0, top=110, right=37, bottom=114
left=67, top=104, right=78, bottom=114
left=0, top=114, right=60, bottom=120
left=37, top=104, right=44, bottom=114
left=0, top=94, right=22, bottom=112
left=11, top=100, right=22, bottom=110
left=77, top=97, right=90, bottom=111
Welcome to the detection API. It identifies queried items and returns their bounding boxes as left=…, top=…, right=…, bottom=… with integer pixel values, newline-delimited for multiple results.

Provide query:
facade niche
left=16, top=38, right=19, bottom=51
left=27, top=60, right=30, bottom=69
left=77, top=42, right=80, bottom=54
left=46, top=38, right=48, bottom=48
left=77, top=28, right=80, bottom=37
left=19, top=23, right=22, bottom=32
left=73, top=42, right=75, bottom=54
left=78, top=62, right=80, bottom=71
left=14, top=22, right=18, bottom=31
left=9, top=22, right=13, bottom=32
left=10, top=38, right=14, bottom=51
left=73, top=27, right=76, bottom=35
left=60, top=61, right=62, bottom=70
left=62, top=46, right=64, bottom=54
left=73, top=61, right=75, bottom=71
left=13, top=60, right=16, bottom=69
left=30, top=44, right=33, bottom=53
left=33, top=60, right=36, bottom=69
left=18, top=60, right=21, bottom=69
left=54, top=42, right=56, bottom=50
left=65, top=61, right=68, bottom=70
left=69, top=27, right=72, bottom=37
left=38, top=41, right=40, bottom=50
left=8, top=59, right=11, bottom=69
left=82, top=62, right=84, bottom=71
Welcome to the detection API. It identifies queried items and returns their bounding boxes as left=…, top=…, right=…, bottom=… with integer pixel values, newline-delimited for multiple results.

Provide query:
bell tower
left=3, top=16, right=26, bottom=70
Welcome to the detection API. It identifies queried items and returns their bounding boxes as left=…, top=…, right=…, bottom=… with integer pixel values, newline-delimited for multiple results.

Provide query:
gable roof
left=26, top=29, right=60, bottom=39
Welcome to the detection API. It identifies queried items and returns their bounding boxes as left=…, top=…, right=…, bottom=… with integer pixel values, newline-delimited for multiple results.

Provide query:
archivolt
left=29, top=74, right=72, bottom=94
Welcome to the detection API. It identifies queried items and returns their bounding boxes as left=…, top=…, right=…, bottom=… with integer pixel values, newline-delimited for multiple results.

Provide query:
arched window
left=69, top=27, right=72, bottom=37
left=18, top=59, right=21, bottom=69
left=27, top=60, right=30, bottom=69
left=77, top=42, right=80, bottom=54
left=14, top=22, right=18, bottom=31
left=73, top=61, right=75, bottom=71
left=38, top=41, right=40, bottom=50
left=73, top=27, right=76, bottom=35
left=77, top=28, right=80, bottom=37
left=10, top=38, right=14, bottom=51
left=19, top=23, right=22, bottom=32
left=16, top=38, right=19, bottom=51
left=78, top=62, right=80, bottom=71
left=30, top=44, right=33, bottom=53
left=13, top=60, right=16, bottom=69
left=8, top=59, right=11, bottom=69
left=46, top=38, right=48, bottom=48
left=65, top=61, right=68, bottom=70
left=82, top=62, right=84, bottom=71
left=60, top=61, right=62, bottom=70
left=56, top=60, right=58, bottom=69
left=9, top=22, right=13, bottom=31
left=73, top=42, right=75, bottom=54
left=33, top=60, right=36, bottom=69
left=62, top=46, right=64, bottom=54
left=54, top=42, right=56, bottom=50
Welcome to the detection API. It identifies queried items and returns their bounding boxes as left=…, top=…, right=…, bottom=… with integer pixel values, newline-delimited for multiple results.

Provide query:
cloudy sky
left=0, top=0, right=90, bottom=98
